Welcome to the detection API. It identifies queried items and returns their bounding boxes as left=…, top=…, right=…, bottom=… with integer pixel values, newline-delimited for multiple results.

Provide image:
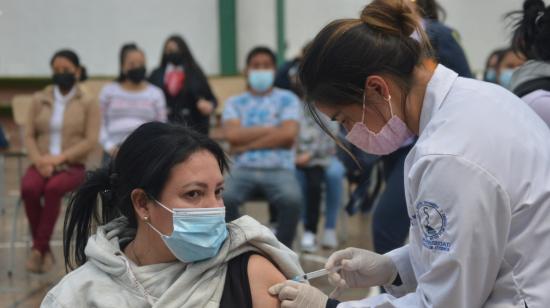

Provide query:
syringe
left=292, top=265, right=342, bottom=282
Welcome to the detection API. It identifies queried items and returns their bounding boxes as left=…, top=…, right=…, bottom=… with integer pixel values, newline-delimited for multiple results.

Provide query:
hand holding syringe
left=292, top=265, right=342, bottom=282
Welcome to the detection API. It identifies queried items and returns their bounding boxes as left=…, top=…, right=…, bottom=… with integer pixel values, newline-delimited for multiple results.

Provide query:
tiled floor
left=0, top=117, right=379, bottom=307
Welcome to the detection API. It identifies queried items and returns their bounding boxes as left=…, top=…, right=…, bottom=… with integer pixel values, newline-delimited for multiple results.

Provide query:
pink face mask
left=345, top=95, right=414, bottom=155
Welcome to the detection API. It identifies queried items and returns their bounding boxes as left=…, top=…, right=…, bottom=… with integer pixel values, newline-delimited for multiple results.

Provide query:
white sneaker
left=301, top=231, right=318, bottom=253
left=321, top=229, right=338, bottom=249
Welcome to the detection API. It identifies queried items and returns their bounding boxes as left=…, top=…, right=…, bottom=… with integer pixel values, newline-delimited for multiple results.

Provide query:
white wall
left=285, top=0, right=366, bottom=60
left=285, top=0, right=525, bottom=72
left=236, top=0, right=277, bottom=71
left=0, top=0, right=530, bottom=77
left=438, top=0, right=521, bottom=72
left=0, top=0, right=219, bottom=77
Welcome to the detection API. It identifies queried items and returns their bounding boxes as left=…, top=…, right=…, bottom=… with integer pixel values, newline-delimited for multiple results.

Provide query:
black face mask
left=165, top=52, right=183, bottom=66
left=52, top=73, right=76, bottom=91
left=126, top=67, right=146, bottom=84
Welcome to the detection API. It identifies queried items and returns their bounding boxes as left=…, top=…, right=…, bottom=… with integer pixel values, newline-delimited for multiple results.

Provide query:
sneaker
left=25, top=249, right=43, bottom=274
left=41, top=250, right=56, bottom=273
left=321, top=229, right=338, bottom=249
left=301, top=231, right=318, bottom=253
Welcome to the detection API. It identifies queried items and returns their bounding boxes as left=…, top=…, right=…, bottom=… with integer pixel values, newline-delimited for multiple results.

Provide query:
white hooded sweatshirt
left=41, top=215, right=304, bottom=308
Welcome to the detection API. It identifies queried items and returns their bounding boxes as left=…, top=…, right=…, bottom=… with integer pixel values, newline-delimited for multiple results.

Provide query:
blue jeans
left=324, top=157, right=345, bottom=229
left=296, top=157, right=345, bottom=233
left=223, top=168, right=303, bottom=247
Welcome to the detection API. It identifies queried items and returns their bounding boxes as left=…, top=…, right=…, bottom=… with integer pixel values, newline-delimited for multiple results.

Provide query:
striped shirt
left=99, top=82, right=166, bottom=151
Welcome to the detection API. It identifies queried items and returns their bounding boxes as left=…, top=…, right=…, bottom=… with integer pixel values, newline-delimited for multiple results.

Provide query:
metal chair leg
left=8, top=198, right=22, bottom=277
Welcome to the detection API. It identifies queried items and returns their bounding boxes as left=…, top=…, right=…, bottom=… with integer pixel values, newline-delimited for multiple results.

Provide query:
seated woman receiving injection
left=42, top=122, right=303, bottom=308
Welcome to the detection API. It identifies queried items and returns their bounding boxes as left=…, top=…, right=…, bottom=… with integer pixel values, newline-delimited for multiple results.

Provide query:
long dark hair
left=63, top=122, right=228, bottom=271
left=299, top=0, right=431, bottom=147
left=508, top=0, right=550, bottom=61
left=116, top=43, right=145, bottom=82
left=50, top=49, right=88, bottom=81
left=160, top=35, right=207, bottom=79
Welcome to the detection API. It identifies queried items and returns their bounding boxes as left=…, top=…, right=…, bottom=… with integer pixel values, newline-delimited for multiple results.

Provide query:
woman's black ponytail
left=63, top=166, right=118, bottom=271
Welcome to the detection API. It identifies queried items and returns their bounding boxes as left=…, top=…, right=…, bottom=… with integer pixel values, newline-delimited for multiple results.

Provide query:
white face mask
left=345, top=95, right=414, bottom=155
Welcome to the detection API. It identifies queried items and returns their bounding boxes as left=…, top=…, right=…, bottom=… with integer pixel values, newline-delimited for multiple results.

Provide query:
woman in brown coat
left=21, top=49, right=100, bottom=273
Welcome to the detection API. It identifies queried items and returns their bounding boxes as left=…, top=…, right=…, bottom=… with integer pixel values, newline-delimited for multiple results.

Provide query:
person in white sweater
left=99, top=43, right=166, bottom=162
left=42, top=123, right=302, bottom=308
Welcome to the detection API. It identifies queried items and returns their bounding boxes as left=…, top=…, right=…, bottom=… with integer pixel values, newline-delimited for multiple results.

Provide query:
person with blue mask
left=221, top=46, right=303, bottom=248
left=495, top=48, right=525, bottom=89
left=483, top=48, right=507, bottom=83
left=41, top=122, right=304, bottom=308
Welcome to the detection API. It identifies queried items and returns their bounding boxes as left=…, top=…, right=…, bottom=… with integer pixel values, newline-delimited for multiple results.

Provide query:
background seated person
left=221, top=46, right=302, bottom=248
left=99, top=43, right=166, bottom=163
left=22, top=49, right=100, bottom=274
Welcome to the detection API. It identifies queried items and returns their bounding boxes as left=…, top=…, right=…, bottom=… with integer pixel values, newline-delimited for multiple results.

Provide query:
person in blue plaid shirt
left=222, top=46, right=302, bottom=247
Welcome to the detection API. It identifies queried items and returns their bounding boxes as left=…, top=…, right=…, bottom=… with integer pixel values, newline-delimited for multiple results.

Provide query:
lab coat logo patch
left=416, top=201, right=451, bottom=252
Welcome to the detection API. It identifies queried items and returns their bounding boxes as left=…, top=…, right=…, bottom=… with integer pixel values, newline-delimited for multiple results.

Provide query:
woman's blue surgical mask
left=147, top=200, right=228, bottom=263
left=498, top=69, right=516, bottom=89
left=248, top=69, right=274, bottom=93
left=484, top=68, right=497, bottom=83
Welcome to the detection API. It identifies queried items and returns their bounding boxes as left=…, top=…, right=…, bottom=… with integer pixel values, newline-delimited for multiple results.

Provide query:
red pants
left=21, top=165, right=85, bottom=254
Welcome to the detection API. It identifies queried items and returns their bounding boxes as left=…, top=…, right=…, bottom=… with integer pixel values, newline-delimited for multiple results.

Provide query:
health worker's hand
left=269, top=280, right=328, bottom=308
left=326, top=247, right=397, bottom=289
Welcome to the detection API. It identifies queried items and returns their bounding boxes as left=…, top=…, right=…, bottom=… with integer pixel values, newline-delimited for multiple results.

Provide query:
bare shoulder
left=247, top=254, right=285, bottom=308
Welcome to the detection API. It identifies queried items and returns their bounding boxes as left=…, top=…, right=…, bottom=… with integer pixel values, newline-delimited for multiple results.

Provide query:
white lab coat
left=339, top=65, right=550, bottom=308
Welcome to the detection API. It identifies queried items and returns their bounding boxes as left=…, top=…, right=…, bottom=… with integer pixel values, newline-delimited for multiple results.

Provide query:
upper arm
left=248, top=254, right=285, bottom=308
left=24, top=98, right=40, bottom=155
left=222, top=97, right=239, bottom=123
left=405, top=155, right=511, bottom=307
left=85, top=98, right=101, bottom=140
left=279, top=93, right=302, bottom=123
left=25, top=97, right=39, bottom=136
left=98, top=85, right=110, bottom=113
left=278, top=93, right=301, bottom=136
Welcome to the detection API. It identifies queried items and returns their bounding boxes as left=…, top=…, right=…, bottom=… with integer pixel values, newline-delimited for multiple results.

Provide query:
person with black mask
left=149, top=35, right=217, bottom=135
left=99, top=43, right=167, bottom=162
left=21, top=49, right=100, bottom=273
